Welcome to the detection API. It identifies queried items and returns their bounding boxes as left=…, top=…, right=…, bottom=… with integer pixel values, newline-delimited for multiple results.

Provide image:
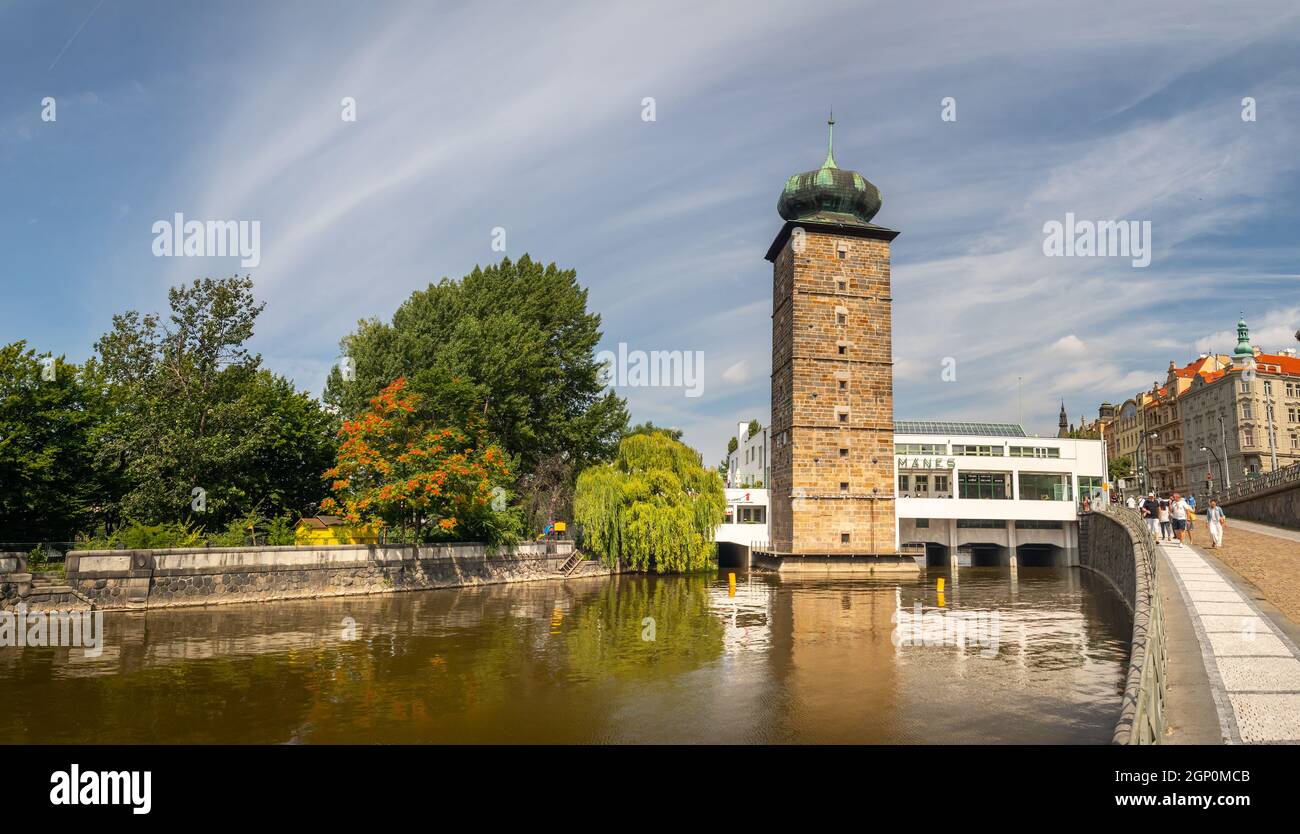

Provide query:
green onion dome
left=777, top=115, right=882, bottom=226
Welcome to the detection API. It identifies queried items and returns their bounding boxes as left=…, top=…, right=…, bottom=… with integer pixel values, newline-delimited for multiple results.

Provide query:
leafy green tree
left=1109, top=455, right=1133, bottom=483
left=91, top=276, right=337, bottom=527
left=325, top=256, right=627, bottom=483
left=747, top=419, right=761, bottom=439
left=0, top=343, right=104, bottom=541
left=573, top=432, right=725, bottom=573
left=626, top=421, right=683, bottom=442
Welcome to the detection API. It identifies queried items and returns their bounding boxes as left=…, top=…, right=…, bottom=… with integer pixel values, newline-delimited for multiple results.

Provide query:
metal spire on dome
left=823, top=111, right=837, bottom=169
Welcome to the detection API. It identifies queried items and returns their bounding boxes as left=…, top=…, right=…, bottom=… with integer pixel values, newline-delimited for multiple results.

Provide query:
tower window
left=839, top=380, right=847, bottom=390
left=841, top=533, right=851, bottom=544
left=839, top=447, right=848, bottom=457
left=840, top=482, right=849, bottom=493
left=837, top=312, right=846, bottom=325
left=837, top=280, right=847, bottom=291
left=838, top=413, right=848, bottom=423
left=838, top=345, right=847, bottom=355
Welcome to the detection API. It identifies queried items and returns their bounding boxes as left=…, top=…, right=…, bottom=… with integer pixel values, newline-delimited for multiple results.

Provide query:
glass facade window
left=953, top=444, right=1003, bottom=457
left=1078, top=475, right=1103, bottom=498
left=898, top=474, right=909, bottom=492
left=738, top=506, right=766, bottom=524
left=934, top=475, right=950, bottom=495
left=956, top=519, right=1005, bottom=529
left=1009, top=446, right=1061, bottom=458
left=914, top=475, right=929, bottom=495
left=895, top=443, right=947, bottom=455
left=958, top=472, right=1010, bottom=499
left=1015, top=520, right=1063, bottom=529
left=1020, top=472, right=1072, bottom=501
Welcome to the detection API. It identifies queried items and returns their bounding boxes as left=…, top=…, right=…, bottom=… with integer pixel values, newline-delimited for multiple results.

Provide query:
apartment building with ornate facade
left=1179, top=319, right=1300, bottom=492
left=1130, top=354, right=1228, bottom=496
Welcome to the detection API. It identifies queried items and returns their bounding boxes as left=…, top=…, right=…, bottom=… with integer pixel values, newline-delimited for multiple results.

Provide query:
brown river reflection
left=0, top=567, right=1130, bottom=743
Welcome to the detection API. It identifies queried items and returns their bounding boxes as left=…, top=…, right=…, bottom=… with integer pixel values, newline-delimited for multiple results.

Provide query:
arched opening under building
left=1015, top=543, right=1065, bottom=567
left=716, top=541, right=750, bottom=569
left=923, top=542, right=950, bottom=567
left=968, top=543, right=1009, bottom=567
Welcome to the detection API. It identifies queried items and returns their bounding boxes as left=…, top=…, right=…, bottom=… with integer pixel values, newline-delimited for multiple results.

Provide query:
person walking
left=1185, top=494, right=1196, bottom=533
left=1157, top=496, right=1172, bottom=541
left=1170, top=492, right=1190, bottom=547
left=1140, top=492, right=1160, bottom=537
left=1126, top=495, right=1136, bottom=510
left=1206, top=500, right=1227, bottom=548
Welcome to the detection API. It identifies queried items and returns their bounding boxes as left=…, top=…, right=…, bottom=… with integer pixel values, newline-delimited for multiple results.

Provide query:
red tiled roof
left=1257, top=352, right=1300, bottom=375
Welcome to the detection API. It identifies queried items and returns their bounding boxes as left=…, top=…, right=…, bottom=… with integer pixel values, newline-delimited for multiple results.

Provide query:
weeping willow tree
left=574, top=432, right=726, bottom=573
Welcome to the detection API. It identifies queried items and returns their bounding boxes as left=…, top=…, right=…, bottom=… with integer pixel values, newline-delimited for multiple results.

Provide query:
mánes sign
left=897, top=458, right=956, bottom=470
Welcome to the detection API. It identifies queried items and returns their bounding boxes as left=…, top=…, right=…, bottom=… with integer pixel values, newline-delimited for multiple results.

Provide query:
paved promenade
left=1228, top=518, right=1300, bottom=544
left=1160, top=538, right=1300, bottom=743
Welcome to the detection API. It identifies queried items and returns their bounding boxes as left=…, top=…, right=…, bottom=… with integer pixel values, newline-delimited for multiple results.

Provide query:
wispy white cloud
left=7, top=0, right=1300, bottom=461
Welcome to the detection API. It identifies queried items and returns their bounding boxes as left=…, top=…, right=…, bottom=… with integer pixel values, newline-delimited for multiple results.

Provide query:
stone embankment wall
left=50, top=541, right=590, bottom=611
left=1080, top=508, right=1166, bottom=744
left=1217, top=471, right=1300, bottom=530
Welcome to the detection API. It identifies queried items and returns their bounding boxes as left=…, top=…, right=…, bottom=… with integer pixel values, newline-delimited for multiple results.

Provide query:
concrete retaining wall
left=52, top=541, right=582, bottom=611
left=1080, top=508, right=1166, bottom=744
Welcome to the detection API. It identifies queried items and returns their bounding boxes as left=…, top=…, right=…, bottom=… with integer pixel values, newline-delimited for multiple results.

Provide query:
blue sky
left=3, top=1, right=1299, bottom=462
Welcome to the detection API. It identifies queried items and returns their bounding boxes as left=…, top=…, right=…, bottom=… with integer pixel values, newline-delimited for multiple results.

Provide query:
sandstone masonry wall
left=770, top=228, right=896, bottom=555
left=56, top=541, right=588, bottom=611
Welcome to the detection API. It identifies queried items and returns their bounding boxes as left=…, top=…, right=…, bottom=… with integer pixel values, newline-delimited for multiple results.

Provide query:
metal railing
left=1211, top=459, right=1300, bottom=504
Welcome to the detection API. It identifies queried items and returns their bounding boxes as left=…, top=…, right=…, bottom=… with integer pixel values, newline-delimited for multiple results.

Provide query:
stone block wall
left=64, top=541, right=580, bottom=611
left=1222, top=483, right=1300, bottom=529
left=1079, top=508, right=1166, bottom=744
left=770, top=225, right=896, bottom=555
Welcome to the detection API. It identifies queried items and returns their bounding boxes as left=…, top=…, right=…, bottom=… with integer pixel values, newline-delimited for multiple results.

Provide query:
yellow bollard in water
left=937, top=592, right=946, bottom=608
left=728, top=572, right=736, bottom=597
left=937, top=578, right=945, bottom=593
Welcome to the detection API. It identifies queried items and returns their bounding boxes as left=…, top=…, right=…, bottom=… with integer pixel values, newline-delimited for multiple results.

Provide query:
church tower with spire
left=1057, top=401, right=1069, bottom=438
left=1232, top=313, right=1257, bottom=368
left=762, top=116, right=912, bottom=571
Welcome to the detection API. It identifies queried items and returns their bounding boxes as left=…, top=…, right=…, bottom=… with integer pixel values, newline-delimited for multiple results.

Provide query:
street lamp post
left=1144, top=431, right=1159, bottom=494
left=1200, top=445, right=1221, bottom=496
left=1218, top=414, right=1232, bottom=489
left=1265, top=384, right=1279, bottom=471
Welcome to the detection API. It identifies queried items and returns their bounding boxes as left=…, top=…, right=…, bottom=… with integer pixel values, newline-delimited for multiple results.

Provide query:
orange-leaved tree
left=320, top=378, right=518, bottom=543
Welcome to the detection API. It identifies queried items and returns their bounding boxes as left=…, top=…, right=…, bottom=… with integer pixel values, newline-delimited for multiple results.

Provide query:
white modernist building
left=893, top=421, right=1105, bottom=567
left=725, top=421, right=769, bottom=488
left=715, top=419, right=1106, bottom=568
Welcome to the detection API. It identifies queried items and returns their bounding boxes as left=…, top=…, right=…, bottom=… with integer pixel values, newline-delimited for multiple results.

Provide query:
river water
left=0, top=566, right=1131, bottom=743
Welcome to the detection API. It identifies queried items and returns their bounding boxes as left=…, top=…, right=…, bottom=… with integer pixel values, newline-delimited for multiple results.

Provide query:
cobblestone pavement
left=1187, top=523, right=1300, bottom=624
left=1159, top=537, right=1300, bottom=743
